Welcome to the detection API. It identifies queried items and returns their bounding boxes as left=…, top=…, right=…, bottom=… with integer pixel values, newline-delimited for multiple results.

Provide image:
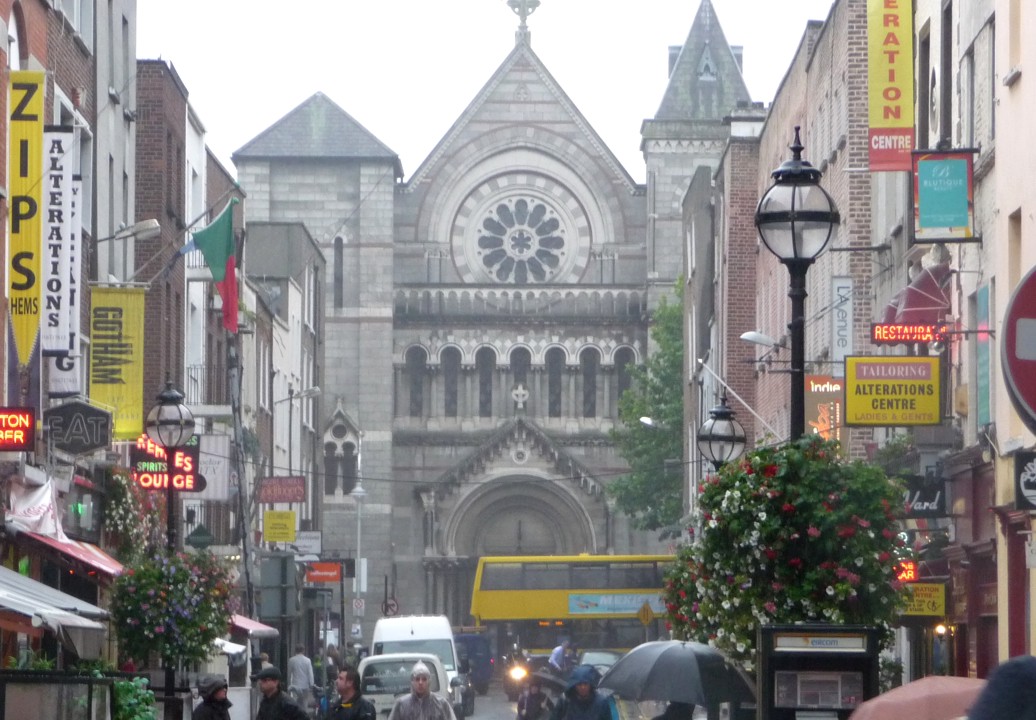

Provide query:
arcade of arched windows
left=396, top=344, right=638, bottom=425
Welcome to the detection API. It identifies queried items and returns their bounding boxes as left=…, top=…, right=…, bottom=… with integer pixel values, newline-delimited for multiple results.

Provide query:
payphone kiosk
left=757, top=625, right=880, bottom=720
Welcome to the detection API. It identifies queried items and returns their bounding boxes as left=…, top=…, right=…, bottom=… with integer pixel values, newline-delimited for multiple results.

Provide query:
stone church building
left=232, top=0, right=751, bottom=635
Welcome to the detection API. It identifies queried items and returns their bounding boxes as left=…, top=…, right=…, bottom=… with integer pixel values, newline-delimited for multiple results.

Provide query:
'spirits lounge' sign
left=130, top=433, right=204, bottom=492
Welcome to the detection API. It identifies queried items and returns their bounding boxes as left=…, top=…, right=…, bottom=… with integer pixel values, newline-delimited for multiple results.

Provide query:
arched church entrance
left=424, top=473, right=600, bottom=625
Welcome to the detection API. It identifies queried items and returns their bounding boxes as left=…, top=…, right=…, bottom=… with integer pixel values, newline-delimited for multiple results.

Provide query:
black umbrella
left=598, top=641, right=755, bottom=707
left=531, top=669, right=568, bottom=694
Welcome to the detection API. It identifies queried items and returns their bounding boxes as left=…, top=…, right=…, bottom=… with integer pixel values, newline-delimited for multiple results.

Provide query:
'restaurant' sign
left=844, top=356, right=941, bottom=426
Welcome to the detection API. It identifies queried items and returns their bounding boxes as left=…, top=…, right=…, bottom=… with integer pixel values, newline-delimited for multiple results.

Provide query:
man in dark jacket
left=330, top=667, right=376, bottom=720
left=254, top=666, right=308, bottom=720
left=194, top=674, right=232, bottom=720
left=549, top=665, right=612, bottom=720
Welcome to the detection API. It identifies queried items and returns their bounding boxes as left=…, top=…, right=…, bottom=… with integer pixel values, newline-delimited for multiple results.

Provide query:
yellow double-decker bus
left=470, top=554, right=673, bottom=657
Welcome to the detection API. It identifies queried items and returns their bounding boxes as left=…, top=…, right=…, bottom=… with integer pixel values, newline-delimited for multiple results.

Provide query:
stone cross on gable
left=512, top=383, right=530, bottom=413
left=507, top=0, right=541, bottom=42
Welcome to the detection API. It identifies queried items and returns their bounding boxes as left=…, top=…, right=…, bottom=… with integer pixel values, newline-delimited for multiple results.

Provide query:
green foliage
left=609, top=285, right=684, bottom=530
left=111, top=550, right=235, bottom=668
left=663, top=436, right=912, bottom=673
left=112, top=676, right=156, bottom=720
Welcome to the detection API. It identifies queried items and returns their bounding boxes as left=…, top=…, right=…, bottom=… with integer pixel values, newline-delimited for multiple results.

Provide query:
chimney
left=668, top=46, right=681, bottom=77
left=731, top=45, right=744, bottom=73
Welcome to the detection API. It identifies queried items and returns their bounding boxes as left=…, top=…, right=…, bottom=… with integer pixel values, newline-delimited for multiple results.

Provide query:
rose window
left=451, top=174, right=592, bottom=285
left=477, top=198, right=566, bottom=284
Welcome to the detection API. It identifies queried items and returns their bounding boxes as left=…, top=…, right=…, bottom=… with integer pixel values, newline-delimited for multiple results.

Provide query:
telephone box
left=758, top=624, right=880, bottom=720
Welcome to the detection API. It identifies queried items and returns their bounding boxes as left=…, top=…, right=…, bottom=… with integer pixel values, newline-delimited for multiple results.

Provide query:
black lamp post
left=696, top=394, right=747, bottom=471
left=145, top=379, right=195, bottom=720
left=754, top=126, right=840, bottom=440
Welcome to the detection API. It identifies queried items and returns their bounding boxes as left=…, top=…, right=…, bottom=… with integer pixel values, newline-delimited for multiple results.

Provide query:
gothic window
left=615, top=347, right=635, bottom=399
left=451, top=172, right=592, bottom=286
left=323, top=442, right=341, bottom=495
left=443, top=347, right=461, bottom=417
left=333, top=236, right=344, bottom=308
left=343, top=442, right=358, bottom=494
left=405, top=346, right=427, bottom=418
left=580, top=347, right=599, bottom=418
left=511, top=347, right=531, bottom=386
left=477, top=347, right=496, bottom=418
left=546, top=347, right=564, bottom=418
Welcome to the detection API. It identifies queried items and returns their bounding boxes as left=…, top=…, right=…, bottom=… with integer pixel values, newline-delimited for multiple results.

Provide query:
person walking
left=194, top=674, right=232, bottom=720
left=330, top=667, right=377, bottom=720
left=387, top=661, right=457, bottom=720
left=288, top=644, right=317, bottom=709
left=517, top=679, right=554, bottom=720
left=254, top=666, right=308, bottom=720
left=549, top=665, right=612, bottom=720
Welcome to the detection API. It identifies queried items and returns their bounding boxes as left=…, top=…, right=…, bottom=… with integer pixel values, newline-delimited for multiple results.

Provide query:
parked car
left=358, top=652, right=456, bottom=717
left=455, top=633, right=493, bottom=695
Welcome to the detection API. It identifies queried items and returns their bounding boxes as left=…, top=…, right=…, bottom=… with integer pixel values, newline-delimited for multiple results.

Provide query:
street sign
left=1003, top=266, right=1036, bottom=434
left=382, top=597, right=400, bottom=616
left=353, top=598, right=365, bottom=617
left=43, top=400, right=110, bottom=454
left=637, top=601, right=655, bottom=626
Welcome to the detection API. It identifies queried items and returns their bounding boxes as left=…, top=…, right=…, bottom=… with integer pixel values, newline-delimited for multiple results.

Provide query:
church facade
left=233, top=0, right=751, bottom=636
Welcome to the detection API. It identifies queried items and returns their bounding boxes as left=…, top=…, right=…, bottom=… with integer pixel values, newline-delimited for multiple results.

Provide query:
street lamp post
left=754, top=126, right=840, bottom=440
left=145, top=380, right=195, bottom=720
left=696, top=394, right=747, bottom=471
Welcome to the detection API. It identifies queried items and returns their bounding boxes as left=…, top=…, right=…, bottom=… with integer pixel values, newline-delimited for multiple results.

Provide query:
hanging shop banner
left=8, top=70, right=46, bottom=366
left=844, top=356, right=941, bottom=426
left=257, top=476, right=306, bottom=504
left=976, top=285, right=991, bottom=426
left=902, top=583, right=946, bottom=617
left=904, top=474, right=946, bottom=518
left=912, top=150, right=979, bottom=243
left=1014, top=451, right=1036, bottom=511
left=831, top=278, right=853, bottom=375
left=130, top=433, right=204, bottom=492
left=867, top=0, right=914, bottom=171
left=806, top=375, right=843, bottom=451
left=88, top=287, right=145, bottom=439
left=41, top=127, right=74, bottom=355
left=48, top=176, right=83, bottom=399
left=263, top=510, right=297, bottom=543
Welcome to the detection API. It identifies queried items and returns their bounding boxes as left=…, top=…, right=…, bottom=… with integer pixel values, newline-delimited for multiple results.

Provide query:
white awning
left=0, top=564, right=108, bottom=657
left=214, top=637, right=247, bottom=655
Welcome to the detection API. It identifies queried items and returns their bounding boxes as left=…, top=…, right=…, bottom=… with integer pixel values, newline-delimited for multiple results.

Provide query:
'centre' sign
left=844, top=356, right=941, bottom=426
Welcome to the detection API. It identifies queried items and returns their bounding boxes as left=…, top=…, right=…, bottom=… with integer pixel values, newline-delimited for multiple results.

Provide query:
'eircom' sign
left=844, top=356, right=942, bottom=426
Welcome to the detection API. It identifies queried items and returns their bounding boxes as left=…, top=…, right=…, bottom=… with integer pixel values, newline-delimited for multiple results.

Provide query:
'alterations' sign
left=844, top=356, right=941, bottom=426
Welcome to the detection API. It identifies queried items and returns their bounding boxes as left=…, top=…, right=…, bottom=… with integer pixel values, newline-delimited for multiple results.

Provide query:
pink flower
left=807, top=526, right=821, bottom=538
left=764, top=602, right=777, bottom=614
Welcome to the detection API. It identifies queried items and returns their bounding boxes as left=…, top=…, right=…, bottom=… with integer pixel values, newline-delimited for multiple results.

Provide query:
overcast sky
left=137, top=0, right=834, bottom=183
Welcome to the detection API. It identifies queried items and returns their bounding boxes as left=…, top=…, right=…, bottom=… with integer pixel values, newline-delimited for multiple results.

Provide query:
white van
left=357, top=652, right=451, bottom=717
left=372, top=615, right=471, bottom=718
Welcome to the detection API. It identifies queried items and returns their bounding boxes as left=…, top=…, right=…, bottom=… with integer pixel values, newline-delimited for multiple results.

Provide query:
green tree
left=663, top=436, right=912, bottom=673
left=609, top=284, right=684, bottom=531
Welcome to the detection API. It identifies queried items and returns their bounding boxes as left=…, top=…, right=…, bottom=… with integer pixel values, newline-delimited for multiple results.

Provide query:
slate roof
left=654, top=0, right=752, bottom=121
left=233, top=92, right=402, bottom=177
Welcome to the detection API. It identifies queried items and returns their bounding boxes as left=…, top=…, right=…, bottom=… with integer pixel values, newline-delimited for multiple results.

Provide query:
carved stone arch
left=608, top=343, right=641, bottom=366
left=440, top=471, right=598, bottom=556
left=540, top=342, right=571, bottom=367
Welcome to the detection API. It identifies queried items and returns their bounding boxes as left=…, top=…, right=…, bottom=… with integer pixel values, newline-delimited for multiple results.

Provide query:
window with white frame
left=61, top=0, right=94, bottom=51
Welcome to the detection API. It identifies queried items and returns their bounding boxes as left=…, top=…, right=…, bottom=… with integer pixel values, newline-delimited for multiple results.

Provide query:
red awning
left=22, top=532, right=123, bottom=578
left=231, top=613, right=280, bottom=638
left=882, top=262, right=952, bottom=325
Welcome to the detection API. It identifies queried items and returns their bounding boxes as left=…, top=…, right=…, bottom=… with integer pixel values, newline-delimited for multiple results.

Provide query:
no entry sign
left=1002, top=266, right=1036, bottom=434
